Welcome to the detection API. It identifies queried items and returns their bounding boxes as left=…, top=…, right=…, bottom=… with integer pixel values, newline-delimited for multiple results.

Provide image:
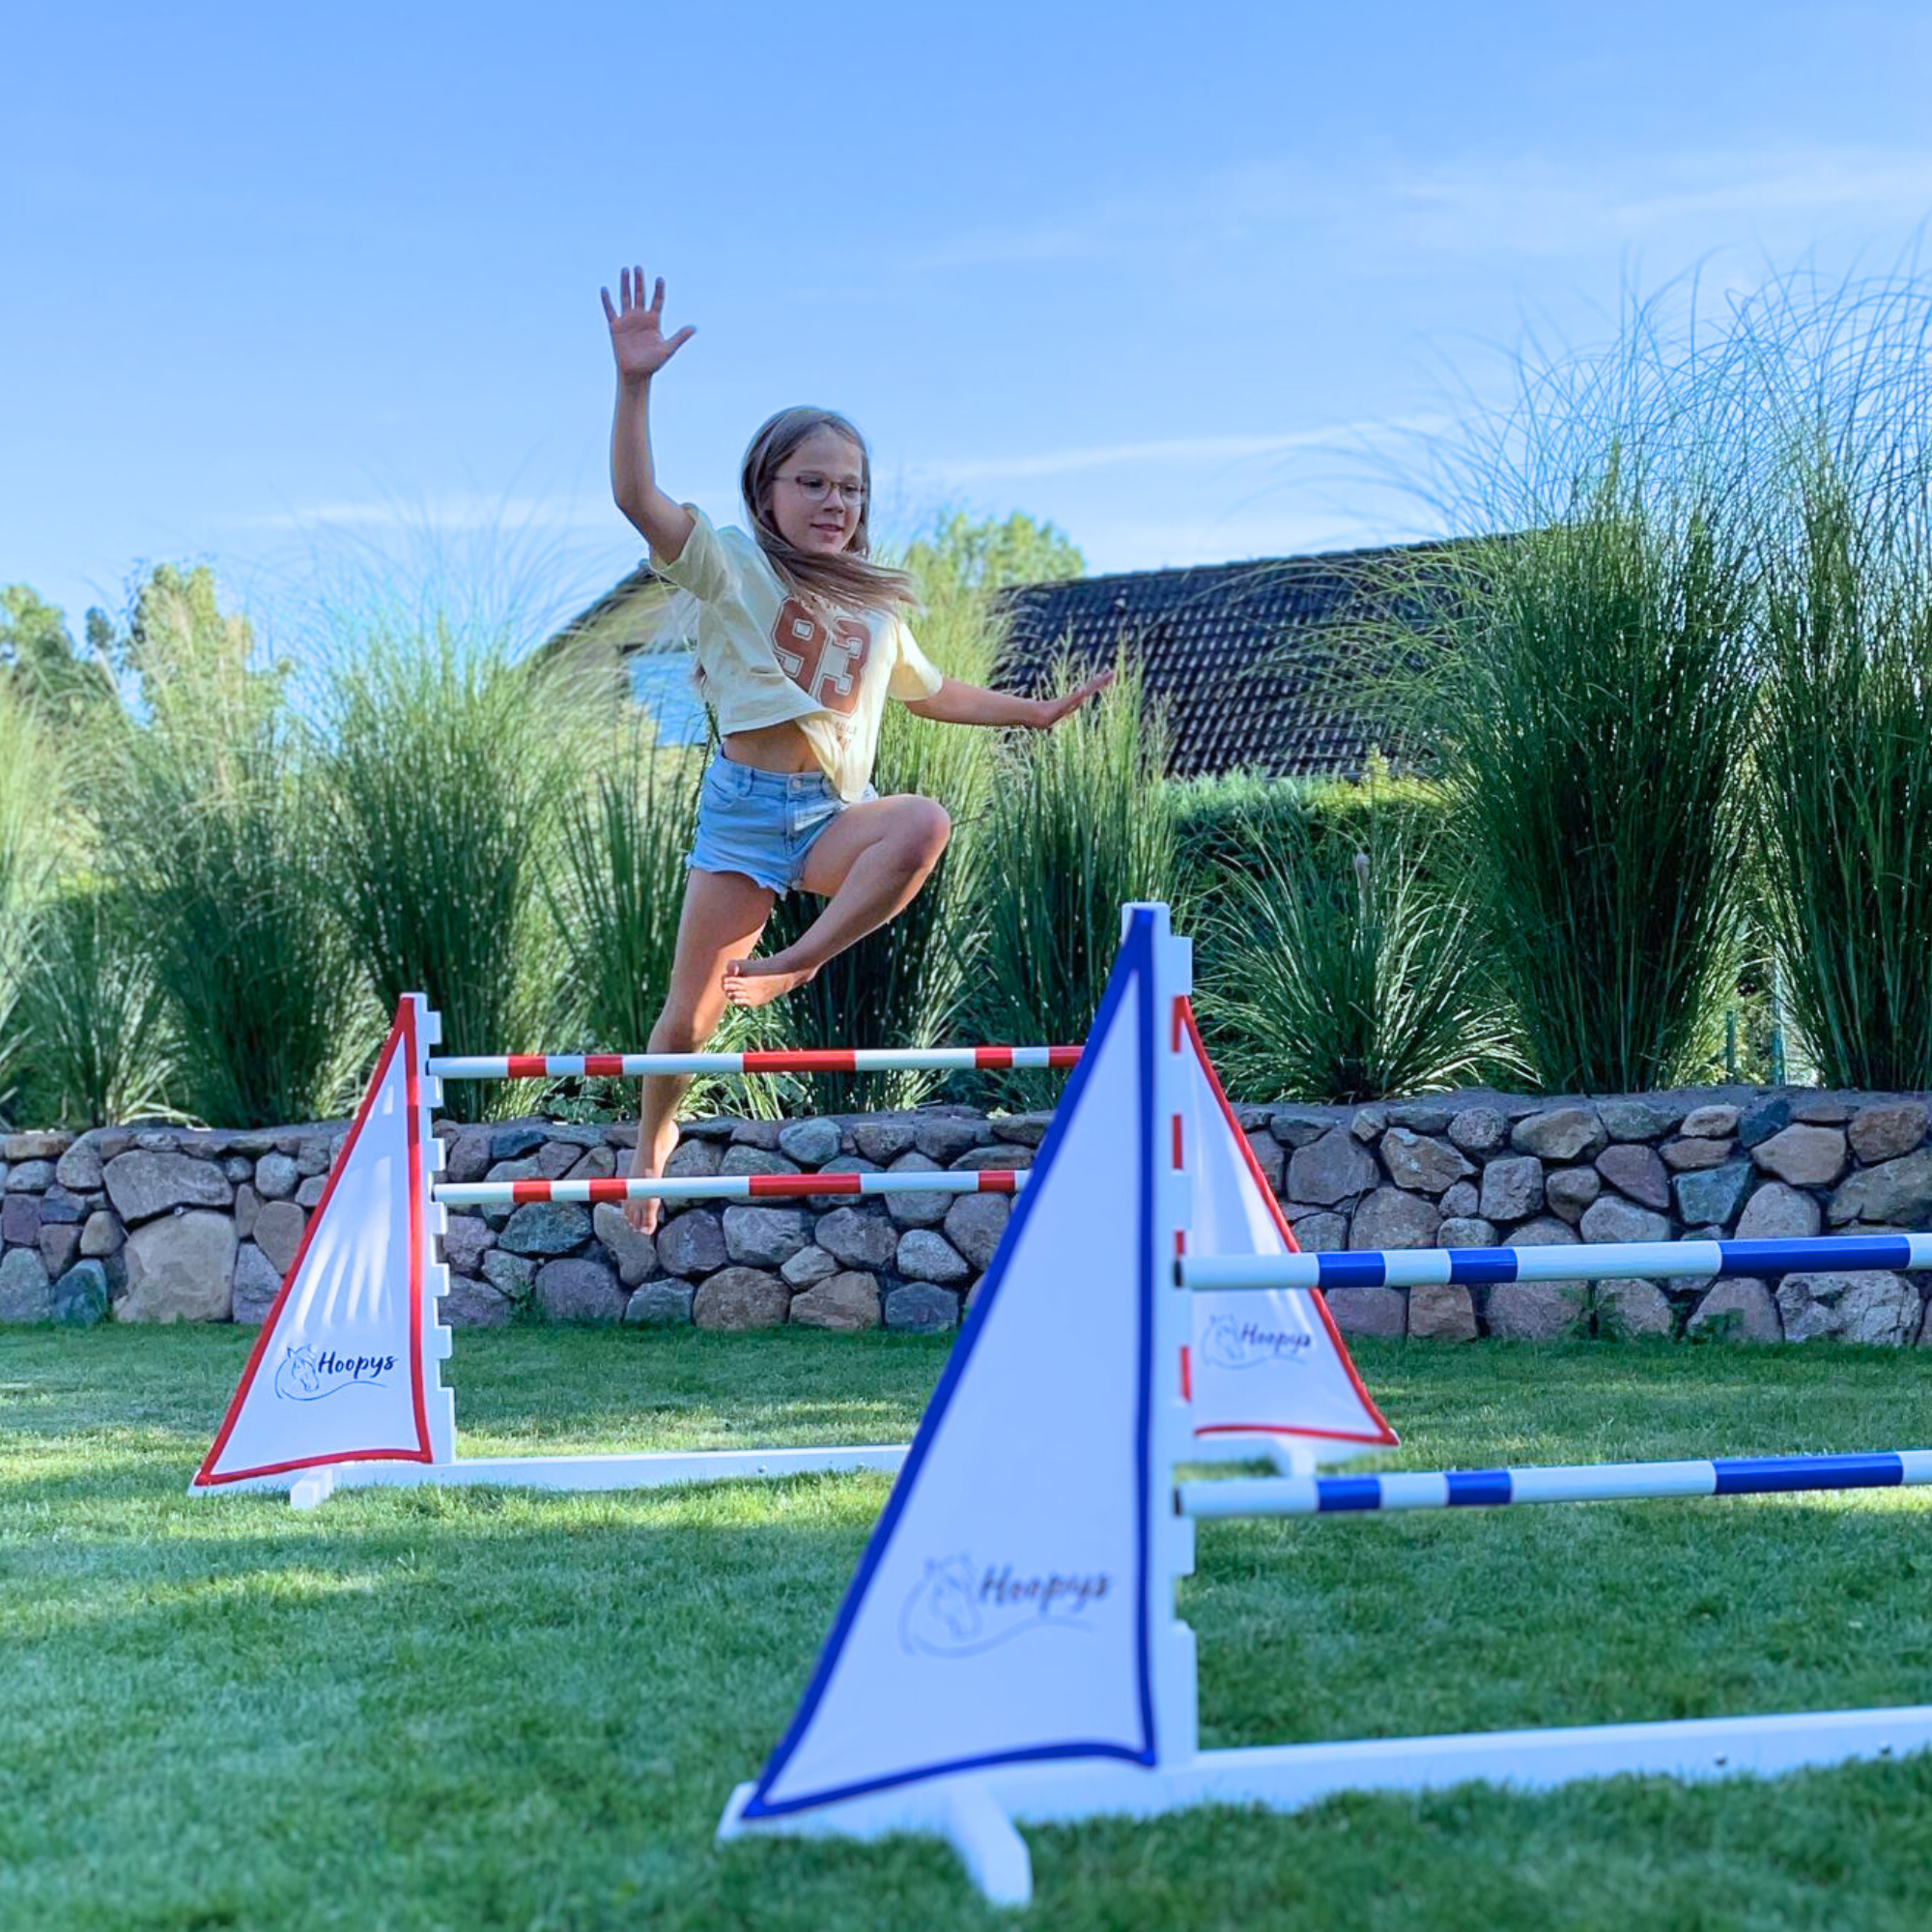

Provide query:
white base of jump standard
left=719, top=1706, right=1932, bottom=1908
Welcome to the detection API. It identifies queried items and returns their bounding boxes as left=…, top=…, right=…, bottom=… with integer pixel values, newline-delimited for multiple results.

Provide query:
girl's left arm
left=904, top=668, right=1114, bottom=729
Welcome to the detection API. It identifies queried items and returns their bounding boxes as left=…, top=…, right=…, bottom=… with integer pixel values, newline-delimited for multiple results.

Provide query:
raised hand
left=1038, top=668, right=1116, bottom=727
left=601, top=266, right=696, bottom=383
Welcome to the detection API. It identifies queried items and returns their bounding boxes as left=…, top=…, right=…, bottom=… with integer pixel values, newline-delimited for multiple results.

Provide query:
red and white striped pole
left=427, top=1045, right=1080, bottom=1081
left=433, top=1169, right=1030, bottom=1209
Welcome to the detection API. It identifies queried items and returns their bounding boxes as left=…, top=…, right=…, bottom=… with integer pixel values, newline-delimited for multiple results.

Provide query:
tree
left=0, top=585, right=116, bottom=735
left=901, top=509, right=1085, bottom=604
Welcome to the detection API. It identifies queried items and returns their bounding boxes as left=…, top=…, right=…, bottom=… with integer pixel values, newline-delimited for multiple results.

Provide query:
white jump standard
left=719, top=904, right=1932, bottom=1908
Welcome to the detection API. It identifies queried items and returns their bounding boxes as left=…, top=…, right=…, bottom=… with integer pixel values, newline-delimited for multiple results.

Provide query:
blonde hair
left=740, top=407, right=917, bottom=613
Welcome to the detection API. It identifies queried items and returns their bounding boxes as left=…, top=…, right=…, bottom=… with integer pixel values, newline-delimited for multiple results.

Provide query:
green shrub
left=0, top=684, right=64, bottom=1121
left=966, top=652, right=1178, bottom=1104
left=1197, top=786, right=1520, bottom=1102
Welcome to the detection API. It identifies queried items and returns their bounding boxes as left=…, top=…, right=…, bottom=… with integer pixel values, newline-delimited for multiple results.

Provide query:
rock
left=498, top=1202, right=592, bottom=1258
left=1438, top=1216, right=1499, bottom=1247
left=441, top=1274, right=514, bottom=1327
left=533, top=1139, right=582, bottom=1180
left=1687, top=1279, right=1781, bottom=1343
left=1545, top=1167, right=1602, bottom=1225
left=481, top=1249, right=535, bottom=1299
left=1850, top=1101, right=1928, bottom=1166
left=2, top=1195, right=40, bottom=1245
left=1349, top=1104, right=1388, bottom=1143
left=895, top=1229, right=971, bottom=1285
left=254, top=1151, right=300, bottom=1200
left=79, top=1210, right=123, bottom=1258
left=440, top=1213, right=494, bottom=1274
left=815, top=1205, right=900, bottom=1269
left=232, top=1182, right=260, bottom=1243
left=4, top=1131, right=69, bottom=1160
left=1323, top=1285, right=1406, bottom=1338
left=0, top=1248, right=53, bottom=1321
left=943, top=1192, right=1010, bottom=1271
left=1672, top=1163, right=1753, bottom=1229
left=884, top=1152, right=955, bottom=1228
left=1379, top=1128, right=1472, bottom=1196
left=1268, top=1106, right=1336, bottom=1149
left=790, top=1268, right=883, bottom=1331
left=1597, top=1278, right=1675, bottom=1337
left=693, top=1265, right=790, bottom=1329
left=1828, top=1151, right=1932, bottom=1228
left=1285, top=1209, right=1348, bottom=1252
left=778, top=1118, right=843, bottom=1167
left=1350, top=1187, right=1439, bottom=1251
left=1511, top=1107, right=1605, bottom=1161
left=1595, top=1143, right=1671, bottom=1211
left=1485, top=1282, right=1588, bottom=1340
left=6, top=1159, right=51, bottom=1192
left=665, top=1137, right=724, bottom=1179
left=1663, top=1136, right=1734, bottom=1172
left=1598, top=1096, right=1687, bottom=1142
left=295, top=1134, right=335, bottom=1178
left=816, top=1156, right=882, bottom=1179
left=253, top=1200, right=309, bottom=1275
left=1680, top=1104, right=1741, bottom=1139
left=995, top=1111, right=1055, bottom=1148
left=1408, top=1283, right=1477, bottom=1340
left=231, top=1244, right=285, bottom=1324
left=1479, top=1155, right=1545, bottom=1224
left=851, top=1119, right=920, bottom=1163
left=35, top=1184, right=86, bottom=1226
left=102, top=1151, right=234, bottom=1223
left=55, top=1141, right=104, bottom=1191
left=884, top=1283, right=959, bottom=1332
left=722, top=1205, right=811, bottom=1268
left=442, top=1130, right=493, bottom=1185
left=1242, top=1133, right=1285, bottom=1193
left=656, top=1209, right=727, bottom=1278
left=565, top=1146, right=616, bottom=1181
left=1735, top=1181, right=1822, bottom=1241
left=625, top=1281, right=696, bottom=1325
left=535, top=1256, right=626, bottom=1323
left=720, top=1146, right=802, bottom=1179
left=38, top=1225, right=80, bottom=1278
left=486, top=1157, right=543, bottom=1186
left=52, top=1259, right=111, bottom=1327
left=1793, top=1096, right=1854, bottom=1125
left=546, top=1124, right=607, bottom=1151
left=1776, top=1271, right=1920, bottom=1346
left=729, top=1119, right=783, bottom=1151
left=1738, top=1098, right=1793, bottom=1149
left=1287, top=1128, right=1379, bottom=1207
left=1751, top=1125, right=1848, bottom=1189
left=1439, top=1181, right=1480, bottom=1219
left=949, top=1145, right=1037, bottom=1172
left=295, top=1177, right=327, bottom=1209
left=118, top=1211, right=235, bottom=1321
left=591, top=1202, right=658, bottom=1286
left=781, top=1244, right=839, bottom=1288
left=1389, top=1101, right=1456, bottom=1133
left=1579, top=1196, right=1673, bottom=1245
left=221, top=1156, right=255, bottom=1183
left=491, top=1126, right=546, bottom=1162
left=913, top=1116, right=990, bottom=1163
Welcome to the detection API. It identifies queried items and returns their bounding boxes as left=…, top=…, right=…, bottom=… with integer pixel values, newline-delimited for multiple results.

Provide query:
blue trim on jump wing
left=1712, top=1452, right=1904, bottom=1494
left=741, top=909, right=1160, bottom=1822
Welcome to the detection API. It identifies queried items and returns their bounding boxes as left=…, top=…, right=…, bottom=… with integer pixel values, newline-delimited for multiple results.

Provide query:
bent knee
left=898, top=799, right=952, bottom=868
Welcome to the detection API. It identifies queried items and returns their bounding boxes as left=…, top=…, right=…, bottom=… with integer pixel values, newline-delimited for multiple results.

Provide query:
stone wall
left=5, top=1088, right=1931, bottom=1342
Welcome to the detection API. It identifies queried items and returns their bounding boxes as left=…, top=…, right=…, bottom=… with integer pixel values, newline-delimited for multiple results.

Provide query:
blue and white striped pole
left=1179, top=1449, right=1932, bottom=1520
left=1178, top=1234, right=1932, bottom=1293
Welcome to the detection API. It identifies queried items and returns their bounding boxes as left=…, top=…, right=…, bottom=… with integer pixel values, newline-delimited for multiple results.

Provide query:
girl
left=604, top=266, right=1111, bottom=1232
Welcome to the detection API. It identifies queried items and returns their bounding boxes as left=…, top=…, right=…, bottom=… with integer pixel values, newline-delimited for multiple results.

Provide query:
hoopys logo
left=1198, top=1313, right=1314, bottom=1372
left=897, top=1552, right=1113, bottom=1660
left=271, top=1344, right=397, bottom=1403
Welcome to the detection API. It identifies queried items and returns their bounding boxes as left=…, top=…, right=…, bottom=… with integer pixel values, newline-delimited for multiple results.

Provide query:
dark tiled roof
left=996, top=536, right=1463, bottom=781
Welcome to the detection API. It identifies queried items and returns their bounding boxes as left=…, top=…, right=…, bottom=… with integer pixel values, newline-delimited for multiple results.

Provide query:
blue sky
left=9, top=1, right=1932, bottom=642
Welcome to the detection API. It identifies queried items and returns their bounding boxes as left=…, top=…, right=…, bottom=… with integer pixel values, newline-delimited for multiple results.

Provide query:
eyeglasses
left=779, top=471, right=867, bottom=506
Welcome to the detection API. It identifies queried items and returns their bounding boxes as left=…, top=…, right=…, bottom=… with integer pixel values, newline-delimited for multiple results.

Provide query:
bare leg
left=627, top=868, right=775, bottom=1233
left=724, top=795, right=952, bottom=1009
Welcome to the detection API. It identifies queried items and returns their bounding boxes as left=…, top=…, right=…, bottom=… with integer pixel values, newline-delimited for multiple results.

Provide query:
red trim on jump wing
left=195, top=1001, right=437, bottom=1486
left=506, top=1054, right=549, bottom=1079
left=1179, top=998, right=1398, bottom=1448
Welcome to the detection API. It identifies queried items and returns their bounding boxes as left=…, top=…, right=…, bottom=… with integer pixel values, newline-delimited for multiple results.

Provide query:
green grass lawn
left=5, top=1327, right=1932, bottom=1931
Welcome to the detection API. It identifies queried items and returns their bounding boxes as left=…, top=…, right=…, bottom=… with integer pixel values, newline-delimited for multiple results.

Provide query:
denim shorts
left=686, top=754, right=874, bottom=895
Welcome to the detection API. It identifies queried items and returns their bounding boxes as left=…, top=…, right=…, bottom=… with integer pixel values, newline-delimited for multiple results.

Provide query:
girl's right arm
left=604, top=267, right=696, bottom=560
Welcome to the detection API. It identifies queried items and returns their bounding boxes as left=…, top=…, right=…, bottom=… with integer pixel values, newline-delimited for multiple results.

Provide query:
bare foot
left=723, top=954, right=816, bottom=1008
left=626, top=1115, right=680, bottom=1236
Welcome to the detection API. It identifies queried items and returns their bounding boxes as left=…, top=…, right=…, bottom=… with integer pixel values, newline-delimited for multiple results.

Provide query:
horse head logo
left=898, top=1554, right=981, bottom=1656
left=1200, top=1314, right=1258, bottom=1372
